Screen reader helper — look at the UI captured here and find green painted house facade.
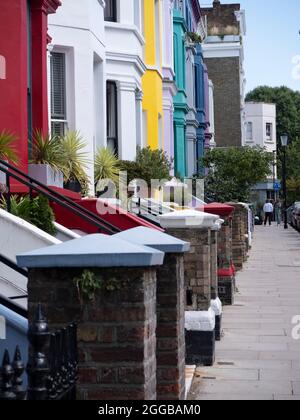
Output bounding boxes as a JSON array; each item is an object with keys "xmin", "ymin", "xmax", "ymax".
[{"xmin": 173, "ymin": 8, "xmax": 188, "ymax": 178}]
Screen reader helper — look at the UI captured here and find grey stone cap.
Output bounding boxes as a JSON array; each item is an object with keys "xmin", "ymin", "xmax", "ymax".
[
  {"xmin": 211, "ymin": 218, "xmax": 225, "ymax": 231},
  {"xmin": 17, "ymin": 234, "xmax": 165, "ymax": 269},
  {"xmin": 114, "ymin": 227, "xmax": 190, "ymax": 254},
  {"xmin": 159, "ymin": 209, "xmax": 219, "ymax": 229}
]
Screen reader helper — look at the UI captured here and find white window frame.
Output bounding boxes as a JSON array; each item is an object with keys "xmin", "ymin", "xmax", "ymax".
[
  {"xmin": 246, "ymin": 121, "xmax": 253, "ymax": 141},
  {"xmin": 50, "ymin": 51, "xmax": 67, "ymax": 137},
  {"xmin": 49, "ymin": 47, "xmax": 74, "ymax": 138},
  {"xmin": 266, "ymin": 123, "xmax": 273, "ymax": 141}
]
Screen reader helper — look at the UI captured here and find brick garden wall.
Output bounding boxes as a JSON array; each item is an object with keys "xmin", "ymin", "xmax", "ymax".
[
  {"xmin": 165, "ymin": 228, "xmax": 211, "ymax": 311},
  {"xmin": 28, "ymin": 267, "xmax": 157, "ymax": 400},
  {"xmin": 156, "ymin": 254, "xmax": 185, "ymax": 400}
]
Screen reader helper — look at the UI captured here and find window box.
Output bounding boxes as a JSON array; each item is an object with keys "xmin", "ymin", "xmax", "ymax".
[{"xmin": 28, "ymin": 164, "xmax": 64, "ymax": 188}]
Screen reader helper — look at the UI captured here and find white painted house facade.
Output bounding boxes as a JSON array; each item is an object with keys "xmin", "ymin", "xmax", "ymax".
[
  {"xmin": 48, "ymin": 0, "xmax": 145, "ymax": 187},
  {"xmin": 245, "ymin": 102, "xmax": 277, "ymax": 202}
]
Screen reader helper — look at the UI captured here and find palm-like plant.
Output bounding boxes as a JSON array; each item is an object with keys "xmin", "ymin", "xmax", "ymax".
[
  {"xmin": 60, "ymin": 131, "xmax": 90, "ymax": 191},
  {"xmin": 94, "ymin": 147, "xmax": 120, "ymax": 187},
  {"xmin": 0, "ymin": 130, "xmax": 19, "ymax": 164},
  {"xmin": 30, "ymin": 130, "xmax": 63, "ymax": 171}
]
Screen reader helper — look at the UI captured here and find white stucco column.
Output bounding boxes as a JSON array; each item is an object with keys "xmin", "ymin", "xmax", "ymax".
[
  {"xmin": 135, "ymin": 88, "xmax": 143, "ymax": 149},
  {"xmin": 118, "ymin": 0, "xmax": 135, "ymax": 25},
  {"xmin": 117, "ymin": 81, "xmax": 138, "ymax": 160},
  {"xmin": 74, "ymin": 46, "xmax": 95, "ymax": 189}
]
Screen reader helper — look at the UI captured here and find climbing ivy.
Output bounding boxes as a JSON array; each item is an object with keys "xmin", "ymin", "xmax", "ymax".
[{"xmin": 73, "ymin": 270, "xmax": 124, "ymax": 303}]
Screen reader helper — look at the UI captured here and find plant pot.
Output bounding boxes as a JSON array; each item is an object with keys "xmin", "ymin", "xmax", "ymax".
[
  {"xmin": 64, "ymin": 180, "xmax": 82, "ymax": 193},
  {"xmin": 28, "ymin": 164, "xmax": 64, "ymax": 188}
]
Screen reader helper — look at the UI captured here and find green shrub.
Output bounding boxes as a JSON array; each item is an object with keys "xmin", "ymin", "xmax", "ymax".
[
  {"xmin": 0, "ymin": 194, "xmax": 56, "ymax": 235},
  {"xmin": 119, "ymin": 147, "xmax": 172, "ymax": 186},
  {"xmin": 29, "ymin": 195, "xmax": 56, "ymax": 235}
]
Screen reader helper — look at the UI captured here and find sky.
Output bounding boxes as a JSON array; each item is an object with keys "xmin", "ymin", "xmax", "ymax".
[{"xmin": 203, "ymin": 0, "xmax": 300, "ymax": 93}]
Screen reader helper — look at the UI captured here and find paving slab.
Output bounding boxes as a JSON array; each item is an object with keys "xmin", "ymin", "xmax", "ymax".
[
  {"xmin": 292, "ymin": 382, "xmax": 300, "ymax": 395},
  {"xmin": 189, "ymin": 225, "xmax": 300, "ymax": 401},
  {"xmin": 190, "ymin": 393, "xmax": 274, "ymax": 401}
]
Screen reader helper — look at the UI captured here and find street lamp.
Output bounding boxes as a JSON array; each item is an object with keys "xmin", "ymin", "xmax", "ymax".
[{"xmin": 281, "ymin": 134, "xmax": 288, "ymax": 229}]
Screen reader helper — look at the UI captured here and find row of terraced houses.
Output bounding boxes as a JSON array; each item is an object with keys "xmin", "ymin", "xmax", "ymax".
[{"xmin": 0, "ymin": 0, "xmax": 246, "ymax": 185}]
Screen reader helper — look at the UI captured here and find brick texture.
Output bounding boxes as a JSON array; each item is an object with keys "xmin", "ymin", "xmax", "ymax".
[
  {"xmin": 202, "ymin": 2, "xmax": 241, "ymax": 37},
  {"xmin": 204, "ymin": 56, "xmax": 242, "ymax": 148},
  {"xmin": 218, "ymin": 218, "xmax": 233, "ymax": 269},
  {"xmin": 165, "ymin": 228, "xmax": 211, "ymax": 311},
  {"xmin": 28, "ymin": 267, "xmax": 157, "ymax": 401},
  {"xmin": 227, "ymin": 204, "xmax": 249, "ymax": 271},
  {"xmin": 210, "ymin": 230, "xmax": 218, "ymax": 299},
  {"xmin": 156, "ymin": 253, "xmax": 185, "ymax": 400}
]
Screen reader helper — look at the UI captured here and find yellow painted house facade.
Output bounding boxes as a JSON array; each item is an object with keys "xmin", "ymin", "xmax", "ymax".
[{"xmin": 142, "ymin": 0, "xmax": 164, "ymax": 150}]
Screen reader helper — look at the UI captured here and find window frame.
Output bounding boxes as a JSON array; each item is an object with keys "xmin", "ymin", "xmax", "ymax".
[
  {"xmin": 266, "ymin": 123, "xmax": 273, "ymax": 141},
  {"xmin": 50, "ymin": 51, "xmax": 68, "ymax": 137},
  {"xmin": 106, "ymin": 81, "xmax": 119, "ymax": 156},
  {"xmin": 104, "ymin": 0, "xmax": 117, "ymax": 23},
  {"xmin": 246, "ymin": 121, "xmax": 253, "ymax": 141}
]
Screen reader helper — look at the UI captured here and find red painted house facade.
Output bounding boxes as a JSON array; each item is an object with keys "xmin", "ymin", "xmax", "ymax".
[
  {"xmin": 0, "ymin": 0, "xmax": 161, "ymax": 233},
  {"xmin": 0, "ymin": 0, "xmax": 61, "ymax": 173}
]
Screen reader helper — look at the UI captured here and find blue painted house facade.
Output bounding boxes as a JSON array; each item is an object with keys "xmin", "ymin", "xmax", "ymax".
[{"xmin": 173, "ymin": 0, "xmax": 207, "ymax": 178}]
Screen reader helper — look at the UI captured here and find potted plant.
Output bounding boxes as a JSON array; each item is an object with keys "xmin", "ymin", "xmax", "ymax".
[
  {"xmin": 187, "ymin": 31, "xmax": 203, "ymax": 44},
  {"xmin": 59, "ymin": 131, "xmax": 90, "ymax": 196},
  {"xmin": 94, "ymin": 147, "xmax": 120, "ymax": 196},
  {"xmin": 0, "ymin": 130, "xmax": 19, "ymax": 185},
  {"xmin": 28, "ymin": 130, "xmax": 64, "ymax": 188}
]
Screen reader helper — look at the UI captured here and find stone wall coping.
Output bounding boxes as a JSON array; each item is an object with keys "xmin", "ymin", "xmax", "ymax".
[
  {"xmin": 114, "ymin": 226, "xmax": 190, "ymax": 253},
  {"xmin": 211, "ymin": 219, "xmax": 225, "ymax": 231},
  {"xmin": 210, "ymin": 298, "xmax": 223, "ymax": 316},
  {"xmin": 202, "ymin": 202, "xmax": 235, "ymax": 218},
  {"xmin": 159, "ymin": 210, "xmax": 219, "ymax": 229},
  {"xmin": 185, "ymin": 308, "xmax": 216, "ymax": 332},
  {"xmin": 16, "ymin": 234, "xmax": 165, "ymax": 268},
  {"xmin": 227, "ymin": 202, "xmax": 250, "ymax": 210}
]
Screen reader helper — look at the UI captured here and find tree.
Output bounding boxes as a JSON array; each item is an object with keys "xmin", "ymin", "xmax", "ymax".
[
  {"xmin": 246, "ymin": 86, "xmax": 300, "ymax": 145},
  {"xmin": 281, "ymin": 137, "xmax": 300, "ymax": 180},
  {"xmin": 277, "ymin": 138, "xmax": 300, "ymax": 203},
  {"xmin": 202, "ymin": 146, "xmax": 273, "ymax": 203},
  {"xmin": 119, "ymin": 147, "xmax": 173, "ymax": 186},
  {"xmin": 286, "ymin": 177, "xmax": 300, "ymax": 204}
]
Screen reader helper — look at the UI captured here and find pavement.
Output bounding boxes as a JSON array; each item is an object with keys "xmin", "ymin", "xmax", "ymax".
[{"xmin": 188, "ymin": 224, "xmax": 300, "ymax": 400}]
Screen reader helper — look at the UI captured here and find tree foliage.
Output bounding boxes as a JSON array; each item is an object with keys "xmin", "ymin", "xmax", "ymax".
[
  {"xmin": 246, "ymin": 86, "xmax": 300, "ymax": 145},
  {"xmin": 119, "ymin": 147, "xmax": 172, "ymax": 186},
  {"xmin": 202, "ymin": 146, "xmax": 273, "ymax": 203},
  {"xmin": 277, "ymin": 138, "xmax": 300, "ymax": 203},
  {"xmin": 286, "ymin": 177, "xmax": 300, "ymax": 204}
]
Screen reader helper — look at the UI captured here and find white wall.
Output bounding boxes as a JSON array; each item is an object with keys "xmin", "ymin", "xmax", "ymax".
[
  {"xmin": 245, "ymin": 102, "xmax": 277, "ymax": 178},
  {"xmin": 48, "ymin": 0, "xmax": 107, "ymax": 190},
  {"xmin": 245, "ymin": 103, "xmax": 277, "ymax": 149},
  {"xmin": 0, "ymin": 210, "xmax": 61, "ymax": 307},
  {"xmin": 105, "ymin": 0, "xmax": 145, "ymax": 161},
  {"xmin": 208, "ymin": 79, "xmax": 216, "ymax": 148},
  {"xmin": 49, "ymin": 0, "xmax": 146, "ymax": 186}
]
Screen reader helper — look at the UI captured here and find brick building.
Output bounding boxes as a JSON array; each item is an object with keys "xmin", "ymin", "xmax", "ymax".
[{"xmin": 201, "ymin": 0, "xmax": 246, "ymax": 147}]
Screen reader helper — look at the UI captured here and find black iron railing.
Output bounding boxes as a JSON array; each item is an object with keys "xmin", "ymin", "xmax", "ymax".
[
  {"xmin": 0, "ymin": 254, "xmax": 28, "ymax": 278},
  {"xmin": 0, "ymin": 253, "xmax": 28, "ymax": 318},
  {"xmin": 0, "ymin": 304, "xmax": 78, "ymax": 400},
  {"xmin": 0, "ymin": 159, "xmax": 120, "ymax": 235},
  {"xmin": 0, "ymin": 294, "xmax": 28, "ymax": 319}
]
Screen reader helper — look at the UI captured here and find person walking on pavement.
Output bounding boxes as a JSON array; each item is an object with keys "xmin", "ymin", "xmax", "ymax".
[{"xmin": 263, "ymin": 200, "xmax": 274, "ymax": 226}]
